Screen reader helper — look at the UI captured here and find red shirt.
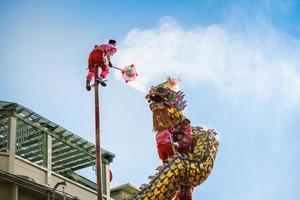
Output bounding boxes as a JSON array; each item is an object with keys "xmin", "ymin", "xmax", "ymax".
[
  {"xmin": 94, "ymin": 44, "xmax": 117, "ymax": 56},
  {"xmin": 156, "ymin": 129, "xmax": 175, "ymax": 145}
]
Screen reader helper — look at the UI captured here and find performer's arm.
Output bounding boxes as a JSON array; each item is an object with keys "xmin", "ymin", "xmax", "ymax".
[{"xmin": 107, "ymin": 54, "xmax": 113, "ymax": 67}]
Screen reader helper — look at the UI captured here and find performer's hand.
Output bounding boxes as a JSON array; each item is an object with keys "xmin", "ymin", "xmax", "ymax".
[
  {"xmin": 173, "ymin": 142, "xmax": 179, "ymax": 148},
  {"xmin": 109, "ymin": 62, "xmax": 113, "ymax": 68}
]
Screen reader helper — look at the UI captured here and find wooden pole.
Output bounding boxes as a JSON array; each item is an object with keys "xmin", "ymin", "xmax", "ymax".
[{"xmin": 94, "ymin": 65, "xmax": 103, "ymax": 200}]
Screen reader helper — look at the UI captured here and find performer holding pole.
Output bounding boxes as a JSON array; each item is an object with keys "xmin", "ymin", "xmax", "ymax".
[
  {"xmin": 85, "ymin": 38, "xmax": 137, "ymax": 200},
  {"xmin": 87, "ymin": 39, "xmax": 117, "ymax": 199}
]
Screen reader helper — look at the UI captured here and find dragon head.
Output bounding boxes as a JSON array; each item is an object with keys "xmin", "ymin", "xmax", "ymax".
[
  {"xmin": 146, "ymin": 77, "xmax": 187, "ymax": 111},
  {"xmin": 146, "ymin": 77, "xmax": 188, "ymax": 131}
]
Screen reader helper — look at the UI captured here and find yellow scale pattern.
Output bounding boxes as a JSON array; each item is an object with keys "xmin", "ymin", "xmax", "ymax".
[{"xmin": 129, "ymin": 127, "xmax": 219, "ymax": 200}]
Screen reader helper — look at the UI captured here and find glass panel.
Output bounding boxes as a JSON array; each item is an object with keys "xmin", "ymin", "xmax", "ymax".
[
  {"xmin": 0, "ymin": 115, "xmax": 9, "ymax": 152},
  {"xmin": 15, "ymin": 119, "xmax": 47, "ymax": 167},
  {"xmin": 102, "ymin": 163, "xmax": 107, "ymax": 194}
]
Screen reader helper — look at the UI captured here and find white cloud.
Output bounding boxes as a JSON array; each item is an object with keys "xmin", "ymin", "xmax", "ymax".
[{"xmin": 114, "ymin": 17, "xmax": 300, "ymax": 107}]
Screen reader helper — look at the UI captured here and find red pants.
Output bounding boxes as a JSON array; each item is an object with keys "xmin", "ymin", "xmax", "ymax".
[
  {"xmin": 86, "ymin": 50, "xmax": 109, "ymax": 80},
  {"xmin": 157, "ymin": 143, "xmax": 175, "ymax": 163},
  {"xmin": 173, "ymin": 185, "xmax": 193, "ymax": 200}
]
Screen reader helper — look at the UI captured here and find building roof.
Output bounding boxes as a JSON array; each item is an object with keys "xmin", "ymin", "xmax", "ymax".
[
  {"xmin": 111, "ymin": 183, "xmax": 140, "ymax": 195},
  {"xmin": 0, "ymin": 101, "xmax": 115, "ymax": 173}
]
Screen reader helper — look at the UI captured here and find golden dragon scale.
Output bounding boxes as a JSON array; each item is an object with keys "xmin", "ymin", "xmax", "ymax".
[{"xmin": 129, "ymin": 127, "xmax": 219, "ymax": 200}]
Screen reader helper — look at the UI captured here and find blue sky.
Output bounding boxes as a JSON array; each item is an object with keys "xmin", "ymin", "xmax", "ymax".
[{"xmin": 1, "ymin": 0, "xmax": 300, "ymax": 199}]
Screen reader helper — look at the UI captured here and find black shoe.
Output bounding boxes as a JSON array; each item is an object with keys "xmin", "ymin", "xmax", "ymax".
[
  {"xmin": 96, "ymin": 78, "xmax": 107, "ymax": 87},
  {"xmin": 86, "ymin": 80, "xmax": 91, "ymax": 91}
]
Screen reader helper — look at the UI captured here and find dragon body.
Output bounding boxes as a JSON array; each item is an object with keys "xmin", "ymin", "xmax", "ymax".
[
  {"xmin": 131, "ymin": 127, "xmax": 218, "ymax": 200},
  {"xmin": 130, "ymin": 77, "xmax": 219, "ymax": 200}
]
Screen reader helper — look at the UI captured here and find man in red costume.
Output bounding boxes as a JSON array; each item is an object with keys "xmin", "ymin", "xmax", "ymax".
[
  {"xmin": 173, "ymin": 119, "xmax": 193, "ymax": 154},
  {"xmin": 156, "ymin": 118, "xmax": 192, "ymax": 164},
  {"xmin": 156, "ymin": 128, "xmax": 176, "ymax": 164},
  {"xmin": 86, "ymin": 39, "xmax": 117, "ymax": 90}
]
